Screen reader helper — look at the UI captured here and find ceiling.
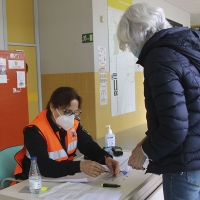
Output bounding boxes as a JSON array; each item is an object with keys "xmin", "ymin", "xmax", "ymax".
[{"xmin": 165, "ymin": 0, "xmax": 200, "ymax": 26}]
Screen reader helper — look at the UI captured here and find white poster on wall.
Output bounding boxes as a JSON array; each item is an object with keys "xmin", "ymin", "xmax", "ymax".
[
  {"xmin": 0, "ymin": 58, "xmax": 7, "ymax": 83},
  {"xmin": 8, "ymin": 60, "xmax": 24, "ymax": 69},
  {"xmin": 108, "ymin": 7, "xmax": 138, "ymax": 116},
  {"xmin": 98, "ymin": 46, "xmax": 108, "ymax": 105},
  {"xmin": 16, "ymin": 71, "xmax": 25, "ymax": 88}
]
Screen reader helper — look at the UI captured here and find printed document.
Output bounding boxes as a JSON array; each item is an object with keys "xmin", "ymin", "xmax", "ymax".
[{"xmin": 39, "ymin": 182, "xmax": 122, "ymax": 200}]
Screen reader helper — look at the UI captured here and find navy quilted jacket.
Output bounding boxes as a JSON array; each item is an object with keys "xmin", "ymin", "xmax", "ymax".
[{"xmin": 137, "ymin": 27, "xmax": 200, "ymax": 174}]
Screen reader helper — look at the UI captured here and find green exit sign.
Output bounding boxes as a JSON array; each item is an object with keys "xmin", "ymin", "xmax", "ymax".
[{"xmin": 82, "ymin": 33, "xmax": 93, "ymax": 43}]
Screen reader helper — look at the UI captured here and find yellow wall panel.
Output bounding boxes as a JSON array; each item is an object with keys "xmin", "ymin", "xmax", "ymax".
[
  {"xmin": 108, "ymin": 0, "xmax": 132, "ymax": 10},
  {"xmin": 41, "ymin": 72, "xmax": 97, "ymax": 139},
  {"xmin": 41, "ymin": 71, "xmax": 146, "ymax": 140},
  {"xmin": 28, "ymin": 102, "xmax": 39, "ymax": 122},
  {"xmin": 95, "ymin": 72, "xmax": 146, "ymax": 139},
  {"xmin": 28, "ymin": 92, "xmax": 38, "ymax": 102},
  {"xmin": 6, "ymin": 0, "xmax": 35, "ymax": 44}
]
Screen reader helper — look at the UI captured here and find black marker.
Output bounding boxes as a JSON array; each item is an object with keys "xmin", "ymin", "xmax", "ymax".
[{"xmin": 101, "ymin": 183, "xmax": 121, "ymax": 188}]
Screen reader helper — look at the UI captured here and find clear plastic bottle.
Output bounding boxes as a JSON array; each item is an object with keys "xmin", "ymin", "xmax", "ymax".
[{"xmin": 29, "ymin": 156, "xmax": 42, "ymax": 194}]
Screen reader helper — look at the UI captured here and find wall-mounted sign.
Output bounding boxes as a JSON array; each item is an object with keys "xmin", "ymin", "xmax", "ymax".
[{"xmin": 82, "ymin": 33, "xmax": 93, "ymax": 43}]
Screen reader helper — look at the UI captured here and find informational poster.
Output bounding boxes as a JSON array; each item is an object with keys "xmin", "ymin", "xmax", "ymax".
[
  {"xmin": 17, "ymin": 71, "xmax": 26, "ymax": 88},
  {"xmin": 99, "ymin": 67, "xmax": 108, "ymax": 105},
  {"xmin": 108, "ymin": 6, "xmax": 137, "ymax": 116},
  {"xmin": 8, "ymin": 59, "xmax": 24, "ymax": 69},
  {"xmin": 98, "ymin": 46, "xmax": 106, "ymax": 67},
  {"xmin": 98, "ymin": 46, "xmax": 108, "ymax": 105},
  {"xmin": 0, "ymin": 58, "xmax": 7, "ymax": 83}
]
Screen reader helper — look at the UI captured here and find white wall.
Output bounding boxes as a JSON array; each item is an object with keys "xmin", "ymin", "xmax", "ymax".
[
  {"xmin": 38, "ymin": 0, "xmax": 94, "ymax": 74},
  {"xmin": 92, "ymin": 0, "xmax": 109, "ymax": 72},
  {"xmin": 134, "ymin": 0, "xmax": 190, "ymax": 27},
  {"xmin": 38, "ymin": 0, "xmax": 190, "ymax": 75},
  {"xmin": 91, "ymin": 0, "xmax": 190, "ymax": 73}
]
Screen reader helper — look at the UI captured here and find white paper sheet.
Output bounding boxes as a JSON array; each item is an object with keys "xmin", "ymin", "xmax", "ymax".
[
  {"xmin": 16, "ymin": 71, "xmax": 25, "ymax": 88},
  {"xmin": 42, "ymin": 172, "xmax": 97, "ymax": 183},
  {"xmin": 39, "ymin": 182, "xmax": 122, "ymax": 200},
  {"xmin": 103, "ymin": 155, "xmax": 132, "ymax": 174}
]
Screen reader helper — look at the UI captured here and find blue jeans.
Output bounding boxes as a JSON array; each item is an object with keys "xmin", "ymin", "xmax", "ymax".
[{"xmin": 163, "ymin": 170, "xmax": 200, "ymax": 200}]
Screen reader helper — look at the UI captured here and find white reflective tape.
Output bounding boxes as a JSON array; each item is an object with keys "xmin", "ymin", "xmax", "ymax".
[
  {"xmin": 48, "ymin": 149, "xmax": 68, "ymax": 160},
  {"xmin": 67, "ymin": 141, "xmax": 77, "ymax": 152}
]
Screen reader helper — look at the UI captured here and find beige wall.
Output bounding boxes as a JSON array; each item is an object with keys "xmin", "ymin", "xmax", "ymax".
[
  {"xmin": 39, "ymin": 0, "xmax": 190, "ymax": 139},
  {"xmin": 0, "ymin": 0, "xmax": 191, "ymax": 139},
  {"xmin": 38, "ymin": 0, "xmax": 94, "ymax": 74}
]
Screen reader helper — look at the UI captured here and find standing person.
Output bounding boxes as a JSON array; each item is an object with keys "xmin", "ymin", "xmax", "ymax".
[
  {"xmin": 117, "ymin": 2, "xmax": 200, "ymax": 200},
  {"xmin": 14, "ymin": 87, "xmax": 119, "ymax": 179}
]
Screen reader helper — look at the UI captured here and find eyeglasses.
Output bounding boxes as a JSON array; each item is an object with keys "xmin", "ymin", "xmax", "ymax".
[{"xmin": 58, "ymin": 106, "xmax": 81, "ymax": 116}]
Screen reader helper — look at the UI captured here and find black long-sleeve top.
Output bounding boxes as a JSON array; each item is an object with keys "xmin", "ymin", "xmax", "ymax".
[{"xmin": 21, "ymin": 110, "xmax": 111, "ymax": 178}]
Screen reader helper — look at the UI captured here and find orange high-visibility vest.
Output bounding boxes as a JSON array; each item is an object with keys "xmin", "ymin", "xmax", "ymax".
[{"xmin": 14, "ymin": 110, "xmax": 79, "ymax": 176}]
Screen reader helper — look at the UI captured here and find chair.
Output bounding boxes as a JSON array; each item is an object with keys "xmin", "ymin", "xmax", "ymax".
[{"xmin": 0, "ymin": 146, "xmax": 23, "ymax": 190}]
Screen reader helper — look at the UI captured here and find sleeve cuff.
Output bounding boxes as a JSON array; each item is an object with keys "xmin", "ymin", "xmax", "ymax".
[{"xmin": 141, "ymin": 146, "xmax": 152, "ymax": 161}]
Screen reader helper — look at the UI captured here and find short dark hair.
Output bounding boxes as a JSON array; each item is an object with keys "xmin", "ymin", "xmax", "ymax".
[{"xmin": 46, "ymin": 87, "xmax": 82, "ymax": 110}]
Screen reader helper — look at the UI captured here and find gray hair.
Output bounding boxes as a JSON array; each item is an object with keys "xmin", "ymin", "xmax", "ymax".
[{"xmin": 117, "ymin": 2, "xmax": 172, "ymax": 52}]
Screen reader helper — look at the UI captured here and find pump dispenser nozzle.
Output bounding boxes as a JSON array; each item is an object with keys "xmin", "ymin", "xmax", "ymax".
[{"xmin": 106, "ymin": 125, "xmax": 112, "ymax": 134}]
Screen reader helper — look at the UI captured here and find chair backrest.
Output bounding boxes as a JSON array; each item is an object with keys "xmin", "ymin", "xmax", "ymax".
[{"xmin": 0, "ymin": 146, "xmax": 22, "ymax": 188}]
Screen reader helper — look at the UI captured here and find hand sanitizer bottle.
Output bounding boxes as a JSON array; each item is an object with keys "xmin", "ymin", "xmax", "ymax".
[{"xmin": 105, "ymin": 125, "xmax": 115, "ymax": 149}]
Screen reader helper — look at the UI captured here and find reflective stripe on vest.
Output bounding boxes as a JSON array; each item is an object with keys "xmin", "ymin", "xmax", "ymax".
[
  {"xmin": 48, "ymin": 149, "xmax": 68, "ymax": 160},
  {"xmin": 26, "ymin": 149, "xmax": 69, "ymax": 160},
  {"xmin": 68, "ymin": 141, "xmax": 78, "ymax": 152}
]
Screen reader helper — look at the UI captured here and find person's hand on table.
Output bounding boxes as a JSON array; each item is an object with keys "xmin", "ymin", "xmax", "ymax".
[
  {"xmin": 80, "ymin": 161, "xmax": 105, "ymax": 177},
  {"xmin": 105, "ymin": 157, "xmax": 120, "ymax": 176},
  {"xmin": 128, "ymin": 145, "xmax": 147, "ymax": 170}
]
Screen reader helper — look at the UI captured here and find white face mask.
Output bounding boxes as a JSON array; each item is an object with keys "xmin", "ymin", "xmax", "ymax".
[{"xmin": 55, "ymin": 109, "xmax": 74, "ymax": 131}]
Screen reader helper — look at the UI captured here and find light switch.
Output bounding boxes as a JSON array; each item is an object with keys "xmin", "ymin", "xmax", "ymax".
[{"xmin": 100, "ymin": 15, "xmax": 104, "ymax": 23}]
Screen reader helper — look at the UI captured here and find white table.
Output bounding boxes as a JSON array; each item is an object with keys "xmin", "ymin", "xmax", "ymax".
[{"xmin": 0, "ymin": 151, "xmax": 162, "ymax": 200}]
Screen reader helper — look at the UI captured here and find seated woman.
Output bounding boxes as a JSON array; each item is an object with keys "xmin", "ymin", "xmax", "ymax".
[{"xmin": 14, "ymin": 87, "xmax": 119, "ymax": 179}]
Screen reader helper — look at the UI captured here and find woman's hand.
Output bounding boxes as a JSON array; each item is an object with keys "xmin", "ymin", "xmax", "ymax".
[
  {"xmin": 128, "ymin": 136, "xmax": 147, "ymax": 170},
  {"xmin": 80, "ymin": 161, "xmax": 105, "ymax": 177},
  {"xmin": 105, "ymin": 157, "xmax": 120, "ymax": 176},
  {"xmin": 128, "ymin": 146, "xmax": 146, "ymax": 170}
]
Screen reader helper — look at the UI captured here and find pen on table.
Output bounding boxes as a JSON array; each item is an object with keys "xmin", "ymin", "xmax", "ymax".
[{"xmin": 101, "ymin": 183, "xmax": 121, "ymax": 188}]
